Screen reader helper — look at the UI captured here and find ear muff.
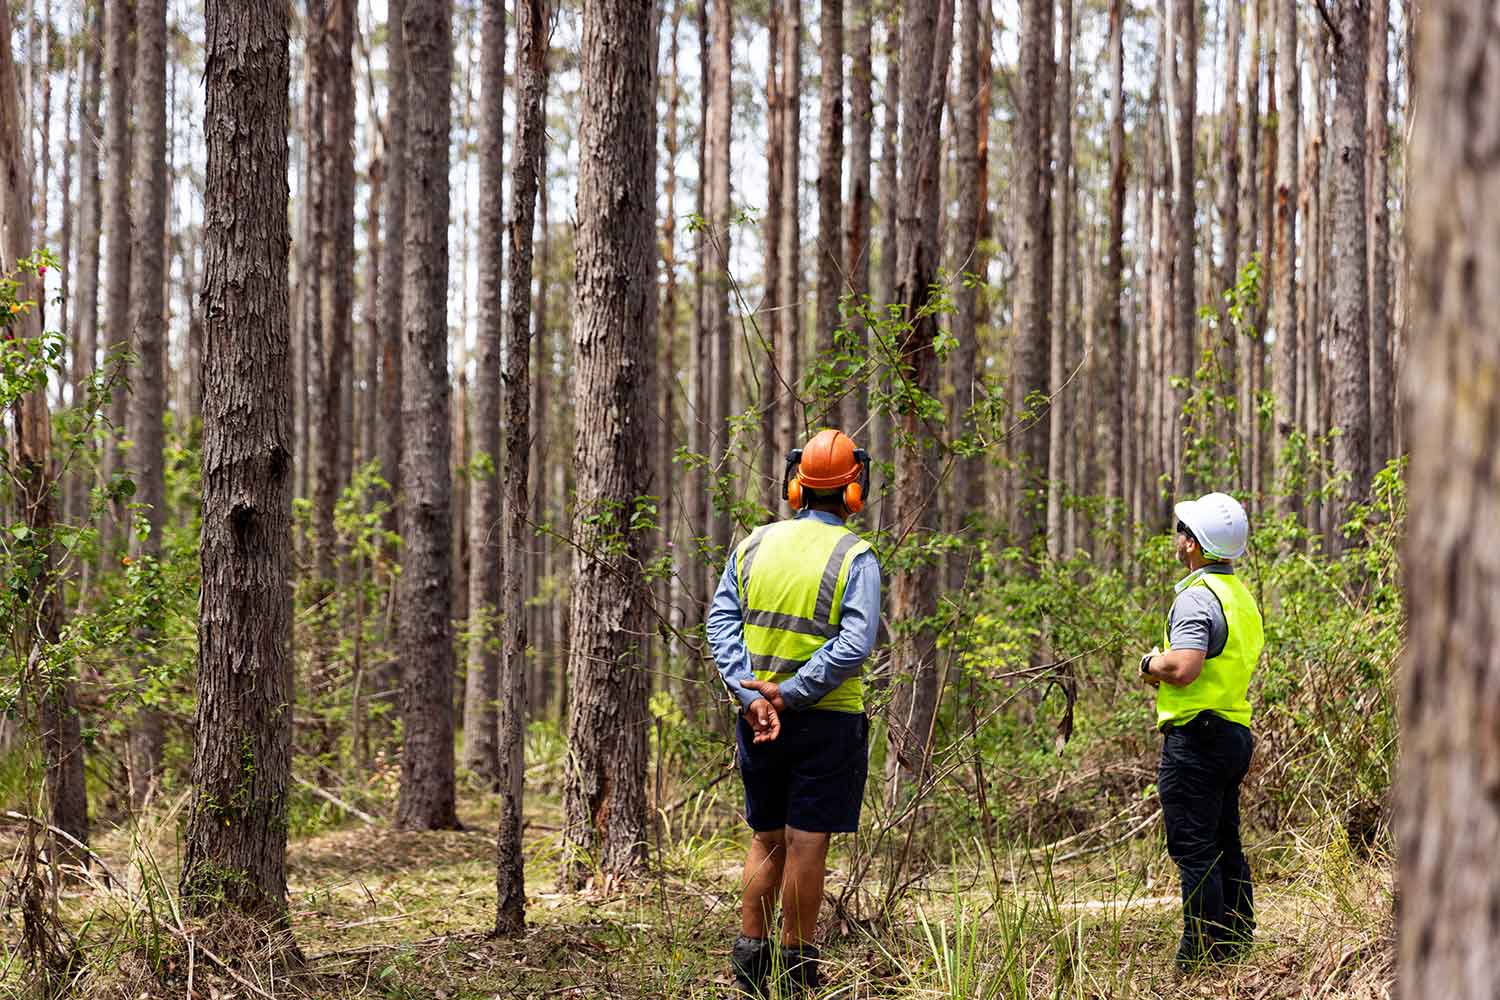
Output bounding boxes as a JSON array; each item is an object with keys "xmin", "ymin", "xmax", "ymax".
[
  {"xmin": 843, "ymin": 481, "xmax": 864, "ymax": 514},
  {"xmin": 787, "ymin": 476, "xmax": 805, "ymax": 510}
]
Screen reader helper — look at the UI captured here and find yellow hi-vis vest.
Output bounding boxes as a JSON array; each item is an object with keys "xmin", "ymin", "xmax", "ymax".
[
  {"xmin": 1157, "ymin": 569, "xmax": 1264, "ymax": 730},
  {"xmin": 734, "ymin": 516, "xmax": 872, "ymax": 714}
]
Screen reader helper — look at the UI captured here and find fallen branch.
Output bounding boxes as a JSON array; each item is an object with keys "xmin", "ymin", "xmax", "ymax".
[{"xmin": 293, "ymin": 776, "xmax": 379, "ymax": 826}]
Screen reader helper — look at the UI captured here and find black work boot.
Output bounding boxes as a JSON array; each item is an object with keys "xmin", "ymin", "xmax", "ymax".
[
  {"xmin": 776, "ymin": 943, "xmax": 821, "ymax": 996},
  {"xmin": 731, "ymin": 935, "xmax": 772, "ymax": 998}
]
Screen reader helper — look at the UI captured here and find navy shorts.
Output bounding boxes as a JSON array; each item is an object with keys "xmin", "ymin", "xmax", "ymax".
[{"xmin": 737, "ymin": 709, "xmax": 870, "ymax": 834}]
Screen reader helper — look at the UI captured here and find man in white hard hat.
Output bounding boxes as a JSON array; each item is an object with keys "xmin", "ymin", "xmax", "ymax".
[{"xmin": 1138, "ymin": 491, "xmax": 1266, "ymax": 969}]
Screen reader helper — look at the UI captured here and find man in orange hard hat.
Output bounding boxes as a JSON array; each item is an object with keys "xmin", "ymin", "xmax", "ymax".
[{"xmin": 707, "ymin": 429, "xmax": 882, "ymax": 997}]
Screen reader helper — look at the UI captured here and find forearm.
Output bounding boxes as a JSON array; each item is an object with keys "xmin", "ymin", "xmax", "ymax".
[{"xmin": 1145, "ymin": 648, "xmax": 1204, "ymax": 686}]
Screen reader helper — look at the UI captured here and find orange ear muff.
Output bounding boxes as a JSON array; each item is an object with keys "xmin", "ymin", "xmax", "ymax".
[
  {"xmin": 787, "ymin": 476, "xmax": 805, "ymax": 510},
  {"xmin": 843, "ymin": 481, "xmax": 864, "ymax": 514}
]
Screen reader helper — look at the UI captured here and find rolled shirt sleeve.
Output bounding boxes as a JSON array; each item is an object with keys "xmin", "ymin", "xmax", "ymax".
[
  {"xmin": 706, "ymin": 553, "xmax": 762, "ymax": 711},
  {"xmin": 777, "ymin": 550, "xmax": 882, "ymax": 710}
]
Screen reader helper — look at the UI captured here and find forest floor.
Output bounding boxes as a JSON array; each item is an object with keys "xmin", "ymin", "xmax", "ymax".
[{"xmin": 2, "ymin": 780, "xmax": 1394, "ymax": 1000}]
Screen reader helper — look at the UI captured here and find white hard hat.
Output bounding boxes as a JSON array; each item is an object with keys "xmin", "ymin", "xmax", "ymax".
[{"xmin": 1174, "ymin": 492, "xmax": 1249, "ymax": 561}]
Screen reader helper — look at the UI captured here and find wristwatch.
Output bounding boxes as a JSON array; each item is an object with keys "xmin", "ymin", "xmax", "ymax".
[{"xmin": 1139, "ymin": 653, "xmax": 1154, "ymax": 677}]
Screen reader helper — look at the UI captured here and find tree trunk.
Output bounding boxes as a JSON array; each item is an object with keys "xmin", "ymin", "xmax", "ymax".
[
  {"xmin": 124, "ymin": 0, "xmax": 167, "ymax": 812},
  {"xmin": 315, "ymin": 0, "xmax": 356, "ymax": 586},
  {"xmin": 1217, "ymin": 0, "xmax": 1243, "ymax": 401},
  {"xmin": 1165, "ymin": 0, "xmax": 1196, "ymax": 490},
  {"xmin": 1100, "ymin": 0, "xmax": 1126, "ymax": 563},
  {"xmin": 778, "ymin": 0, "xmax": 803, "ymax": 451},
  {"xmin": 396, "ymin": 0, "xmax": 460, "ymax": 832},
  {"xmin": 463, "ymin": 0, "xmax": 505, "ymax": 787},
  {"xmin": 99, "ymin": 0, "xmax": 132, "ymax": 568},
  {"xmin": 1271, "ymin": 0, "xmax": 1298, "ymax": 513},
  {"xmin": 561, "ymin": 0, "xmax": 656, "ymax": 884},
  {"xmin": 883, "ymin": 0, "xmax": 952, "ymax": 806},
  {"xmin": 1328, "ymin": 0, "xmax": 1369, "ymax": 548},
  {"xmin": 1239, "ymin": 0, "xmax": 1263, "ymax": 495},
  {"xmin": 73, "ymin": 0, "xmax": 103, "ymax": 551},
  {"xmin": 1046, "ymin": 0, "xmax": 1074, "ymax": 560},
  {"xmin": 688, "ymin": 0, "xmax": 710, "ymax": 602},
  {"xmin": 946, "ymin": 0, "xmax": 979, "ymax": 590},
  {"xmin": 761, "ymin": 0, "xmax": 782, "ymax": 512},
  {"xmin": 380, "ymin": 0, "xmax": 406, "ymax": 532},
  {"xmin": 871, "ymin": 0, "xmax": 898, "ymax": 514},
  {"xmin": 1013, "ymin": 0, "xmax": 1052, "ymax": 553},
  {"xmin": 1365, "ymin": 0, "xmax": 1391, "ymax": 471},
  {"xmin": 1398, "ymin": 9, "xmax": 1500, "ymax": 996},
  {"xmin": 0, "ymin": 2, "xmax": 90, "ymax": 862},
  {"xmin": 496, "ymin": 0, "xmax": 545, "ymax": 935},
  {"xmin": 181, "ymin": 0, "xmax": 293, "ymax": 922},
  {"xmin": 815, "ymin": 0, "xmax": 844, "ymax": 375},
  {"xmin": 844, "ymin": 0, "xmax": 872, "ymax": 434},
  {"xmin": 707, "ymin": 0, "xmax": 732, "ymax": 559}
]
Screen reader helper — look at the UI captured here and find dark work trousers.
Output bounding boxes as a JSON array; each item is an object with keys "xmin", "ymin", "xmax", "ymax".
[{"xmin": 1157, "ymin": 712, "xmax": 1255, "ymax": 964}]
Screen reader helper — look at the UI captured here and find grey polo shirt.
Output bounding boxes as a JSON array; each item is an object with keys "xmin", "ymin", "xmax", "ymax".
[{"xmin": 1166, "ymin": 565, "xmax": 1233, "ymax": 658}]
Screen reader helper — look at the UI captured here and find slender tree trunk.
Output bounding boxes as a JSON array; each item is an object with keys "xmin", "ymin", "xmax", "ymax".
[
  {"xmin": 883, "ymin": 0, "xmax": 952, "ymax": 806},
  {"xmin": 815, "ymin": 0, "xmax": 844, "ymax": 376},
  {"xmin": 1365, "ymin": 0, "xmax": 1391, "ymax": 471},
  {"xmin": 73, "ymin": 0, "xmax": 103, "ymax": 551},
  {"xmin": 1217, "ymin": 0, "xmax": 1242, "ymax": 413},
  {"xmin": 99, "ymin": 0, "xmax": 133, "ymax": 568},
  {"xmin": 316, "ymin": 0, "xmax": 356, "ymax": 585},
  {"xmin": 496, "ymin": 0, "xmax": 546, "ymax": 933},
  {"xmin": 124, "ymin": 0, "xmax": 167, "ymax": 812},
  {"xmin": 845, "ymin": 0, "xmax": 873, "ymax": 434},
  {"xmin": 181, "ymin": 0, "xmax": 293, "ymax": 922},
  {"xmin": 688, "ymin": 0, "xmax": 710, "ymax": 603},
  {"xmin": 946, "ymin": 0, "xmax": 979, "ymax": 590},
  {"xmin": 707, "ymin": 0, "xmax": 732, "ymax": 559},
  {"xmin": 0, "ymin": 2, "xmax": 90, "ymax": 861},
  {"xmin": 871, "ymin": 0, "xmax": 899, "ymax": 515},
  {"xmin": 463, "ymin": 0, "xmax": 505, "ymax": 786},
  {"xmin": 1399, "ymin": 10, "xmax": 1500, "ymax": 996},
  {"xmin": 1239, "ymin": 0, "xmax": 1262, "ymax": 495},
  {"xmin": 1046, "ymin": 0, "xmax": 1074, "ymax": 560},
  {"xmin": 778, "ymin": 0, "xmax": 803, "ymax": 450},
  {"xmin": 760, "ymin": 0, "xmax": 783, "ymax": 512},
  {"xmin": 529, "ymin": 117, "xmax": 552, "ymax": 718},
  {"xmin": 1328, "ymin": 0, "xmax": 1370, "ymax": 548},
  {"xmin": 396, "ymin": 0, "xmax": 460, "ymax": 832},
  {"xmin": 1103, "ymin": 0, "xmax": 1126, "ymax": 563},
  {"xmin": 561, "ymin": 0, "xmax": 657, "ymax": 883},
  {"xmin": 1166, "ymin": 0, "xmax": 1196, "ymax": 490},
  {"xmin": 1271, "ymin": 0, "xmax": 1298, "ymax": 511},
  {"xmin": 1013, "ymin": 0, "xmax": 1052, "ymax": 553},
  {"xmin": 379, "ymin": 0, "xmax": 406, "ymax": 529}
]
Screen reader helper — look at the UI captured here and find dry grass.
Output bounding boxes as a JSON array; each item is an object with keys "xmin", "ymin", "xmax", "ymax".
[{"xmin": 0, "ymin": 786, "xmax": 1393, "ymax": 1000}]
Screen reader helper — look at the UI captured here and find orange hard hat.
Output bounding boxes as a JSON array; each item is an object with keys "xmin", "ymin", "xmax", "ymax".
[{"xmin": 796, "ymin": 429, "xmax": 863, "ymax": 489}]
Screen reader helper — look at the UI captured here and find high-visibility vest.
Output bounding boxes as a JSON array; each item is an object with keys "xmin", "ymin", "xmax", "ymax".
[
  {"xmin": 734, "ymin": 517, "xmax": 873, "ymax": 714},
  {"xmin": 1157, "ymin": 569, "xmax": 1264, "ymax": 729}
]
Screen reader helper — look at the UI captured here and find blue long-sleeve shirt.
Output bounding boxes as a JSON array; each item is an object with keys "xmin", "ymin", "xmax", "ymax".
[{"xmin": 706, "ymin": 510, "xmax": 882, "ymax": 711}]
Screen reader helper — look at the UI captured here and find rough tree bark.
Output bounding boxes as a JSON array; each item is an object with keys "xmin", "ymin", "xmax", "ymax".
[
  {"xmin": 1398, "ymin": 7, "xmax": 1500, "ymax": 997},
  {"xmin": 1102, "ymin": 0, "xmax": 1126, "ymax": 564},
  {"xmin": 706, "ymin": 0, "xmax": 732, "ymax": 561},
  {"xmin": 1013, "ymin": 0, "xmax": 1052, "ymax": 552},
  {"xmin": 1165, "ymin": 0, "xmax": 1196, "ymax": 489},
  {"xmin": 844, "ymin": 0, "xmax": 872, "ymax": 434},
  {"xmin": 871, "ymin": 0, "xmax": 898, "ymax": 518},
  {"xmin": 496, "ymin": 0, "xmax": 546, "ymax": 935},
  {"xmin": 1271, "ymin": 0, "xmax": 1298, "ymax": 512},
  {"xmin": 1046, "ymin": 0, "xmax": 1074, "ymax": 560},
  {"xmin": 462, "ymin": 0, "xmax": 505, "ymax": 787},
  {"xmin": 181, "ymin": 0, "xmax": 293, "ymax": 922},
  {"xmin": 1327, "ymin": 0, "xmax": 1370, "ymax": 548},
  {"xmin": 125, "ymin": 0, "xmax": 167, "ymax": 812},
  {"xmin": 946, "ymin": 0, "xmax": 980, "ymax": 590},
  {"xmin": 815, "ymin": 0, "xmax": 844, "ymax": 375},
  {"xmin": 1365, "ymin": 0, "xmax": 1391, "ymax": 470},
  {"xmin": 883, "ymin": 0, "xmax": 952, "ymax": 806},
  {"xmin": 315, "ymin": 0, "xmax": 356, "ymax": 583},
  {"xmin": 0, "ymin": 0, "xmax": 89, "ymax": 861},
  {"xmin": 761, "ymin": 0, "xmax": 782, "ymax": 511},
  {"xmin": 98, "ymin": 0, "xmax": 132, "ymax": 567},
  {"xmin": 395, "ymin": 0, "xmax": 460, "ymax": 832},
  {"xmin": 561, "ymin": 0, "xmax": 657, "ymax": 884},
  {"xmin": 379, "ymin": 0, "xmax": 406, "ymax": 534},
  {"xmin": 73, "ymin": 0, "xmax": 103, "ymax": 544},
  {"xmin": 778, "ymin": 0, "xmax": 803, "ymax": 451}
]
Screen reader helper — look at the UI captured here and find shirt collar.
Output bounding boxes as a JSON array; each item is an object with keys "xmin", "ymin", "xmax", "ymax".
[
  {"xmin": 1173, "ymin": 563, "xmax": 1233, "ymax": 594},
  {"xmin": 796, "ymin": 509, "xmax": 845, "ymax": 527}
]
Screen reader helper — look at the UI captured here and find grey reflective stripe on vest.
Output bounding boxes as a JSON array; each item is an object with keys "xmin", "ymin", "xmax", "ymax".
[
  {"xmin": 749, "ymin": 651, "xmax": 814, "ymax": 674},
  {"xmin": 813, "ymin": 533, "xmax": 863, "ymax": 623},
  {"xmin": 738, "ymin": 528, "xmax": 769, "ymax": 593},
  {"xmin": 743, "ymin": 608, "xmax": 840, "ymax": 638}
]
